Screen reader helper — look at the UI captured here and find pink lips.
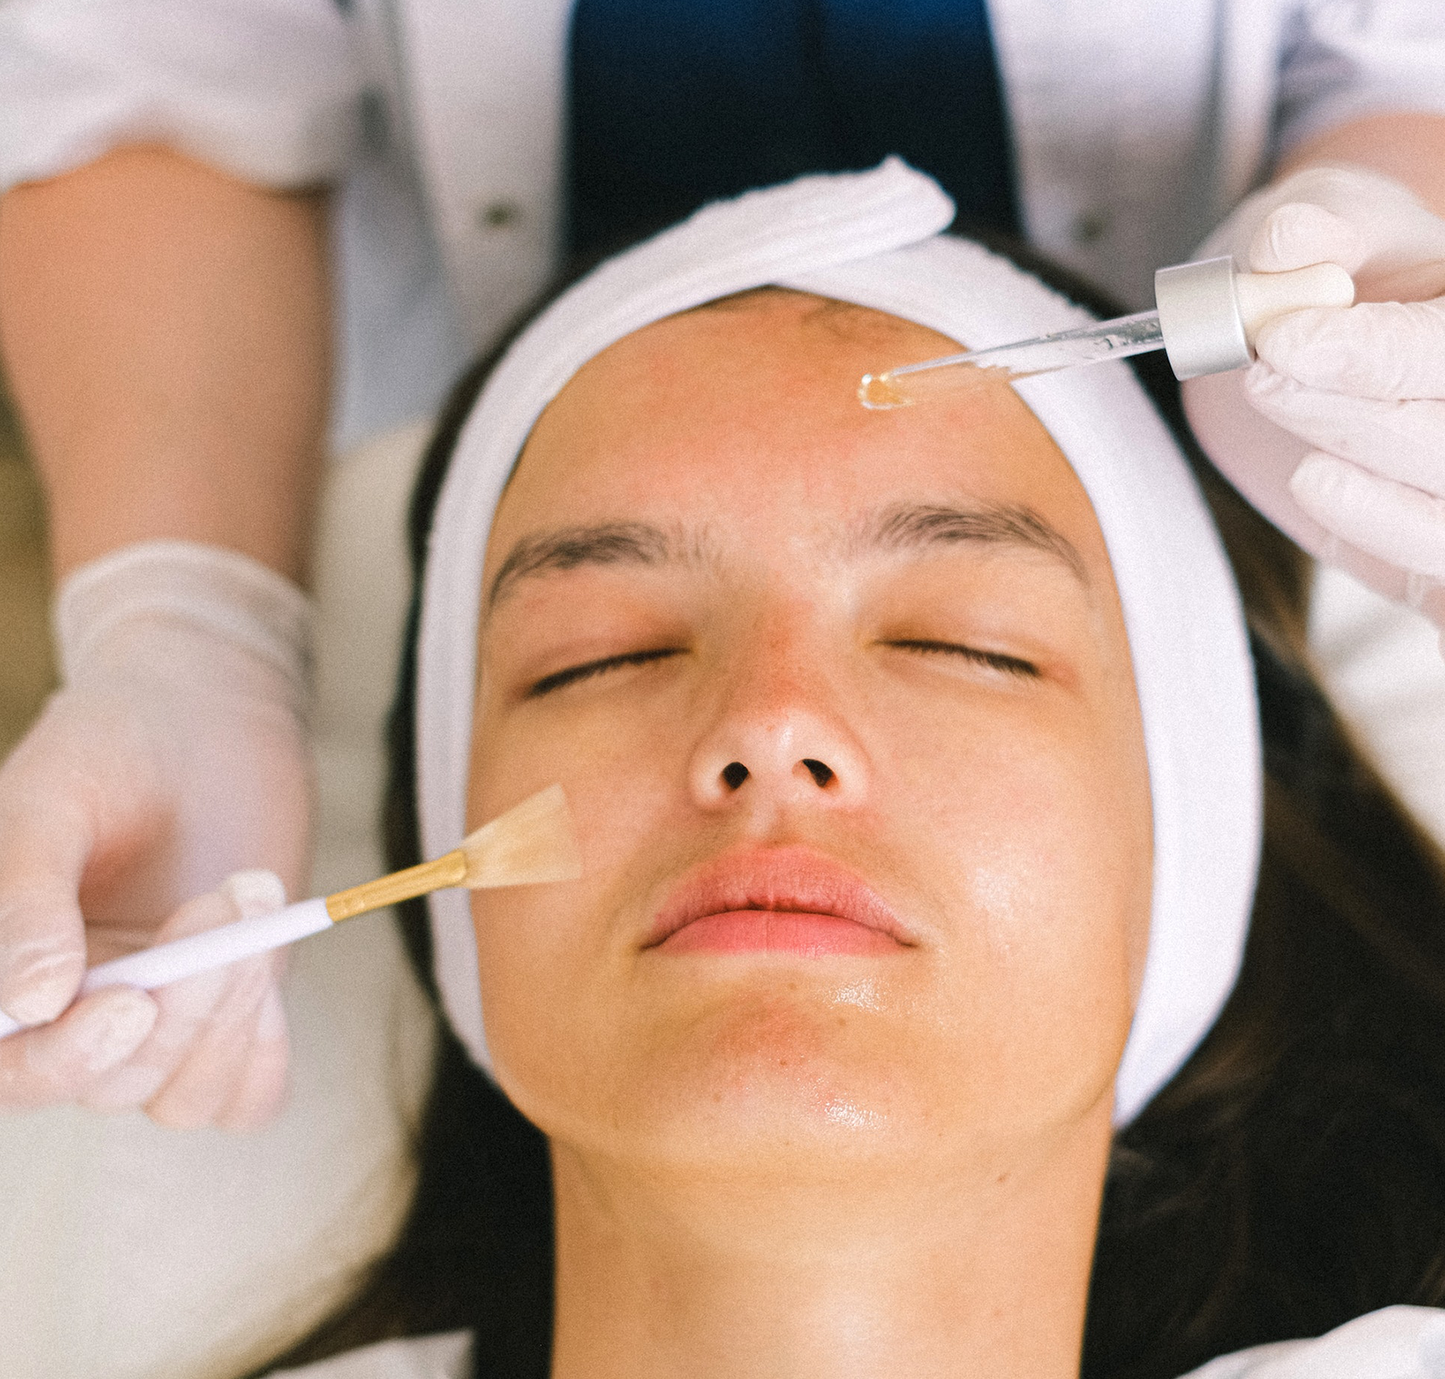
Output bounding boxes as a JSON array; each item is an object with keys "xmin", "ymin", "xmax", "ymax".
[{"xmin": 647, "ymin": 848, "xmax": 913, "ymax": 956}]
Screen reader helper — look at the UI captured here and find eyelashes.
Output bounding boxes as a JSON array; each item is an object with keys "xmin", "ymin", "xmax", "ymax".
[
  {"xmin": 527, "ymin": 638, "xmax": 1039, "ymax": 698},
  {"xmin": 528, "ymin": 647, "xmax": 683, "ymax": 697},
  {"xmin": 882, "ymin": 639, "xmax": 1040, "ymax": 679}
]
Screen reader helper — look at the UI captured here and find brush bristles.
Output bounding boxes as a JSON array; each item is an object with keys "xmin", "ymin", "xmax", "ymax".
[{"xmin": 459, "ymin": 783, "xmax": 583, "ymax": 888}]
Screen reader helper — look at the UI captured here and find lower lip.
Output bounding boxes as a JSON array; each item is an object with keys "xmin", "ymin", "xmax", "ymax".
[{"xmin": 658, "ymin": 910, "xmax": 903, "ymax": 956}]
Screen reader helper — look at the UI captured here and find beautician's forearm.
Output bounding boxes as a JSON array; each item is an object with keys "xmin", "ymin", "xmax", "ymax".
[
  {"xmin": 0, "ymin": 144, "xmax": 330, "ymax": 584},
  {"xmin": 1280, "ymin": 111, "xmax": 1445, "ymax": 220}
]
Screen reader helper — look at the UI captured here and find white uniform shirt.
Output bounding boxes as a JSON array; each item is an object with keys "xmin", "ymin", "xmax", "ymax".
[
  {"xmin": 4, "ymin": 0, "xmax": 1444, "ymax": 451},
  {"xmin": 271, "ymin": 1305, "xmax": 1445, "ymax": 1379}
]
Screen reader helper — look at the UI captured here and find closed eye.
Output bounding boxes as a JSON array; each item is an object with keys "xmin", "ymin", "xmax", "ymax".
[
  {"xmin": 883, "ymin": 639, "xmax": 1040, "ymax": 679},
  {"xmin": 529, "ymin": 647, "xmax": 683, "ymax": 697}
]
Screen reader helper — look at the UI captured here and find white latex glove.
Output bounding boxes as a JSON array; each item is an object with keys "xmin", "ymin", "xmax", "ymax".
[
  {"xmin": 0, "ymin": 541, "xmax": 314, "ymax": 1127},
  {"xmin": 1182, "ymin": 166, "xmax": 1445, "ymax": 635}
]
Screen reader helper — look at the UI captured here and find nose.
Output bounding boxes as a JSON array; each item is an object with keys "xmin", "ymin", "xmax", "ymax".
[
  {"xmin": 688, "ymin": 651, "xmax": 867, "ymax": 812},
  {"xmin": 717, "ymin": 756, "xmax": 835, "ymax": 792}
]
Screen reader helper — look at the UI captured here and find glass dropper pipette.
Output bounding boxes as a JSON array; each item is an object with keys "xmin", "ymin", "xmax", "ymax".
[
  {"xmin": 860, "ymin": 309, "xmax": 1165, "ymax": 407},
  {"xmin": 859, "ymin": 257, "xmax": 1355, "ymax": 409}
]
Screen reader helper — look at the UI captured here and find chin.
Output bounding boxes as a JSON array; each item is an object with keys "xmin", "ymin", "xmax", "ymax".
[{"xmin": 585, "ymin": 988, "xmax": 931, "ymax": 1172}]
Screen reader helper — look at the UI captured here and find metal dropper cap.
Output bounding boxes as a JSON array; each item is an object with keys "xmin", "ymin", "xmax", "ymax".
[{"xmin": 1154, "ymin": 255, "xmax": 1355, "ymax": 380}]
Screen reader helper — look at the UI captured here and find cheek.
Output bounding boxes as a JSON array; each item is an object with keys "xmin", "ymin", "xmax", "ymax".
[
  {"xmin": 467, "ymin": 668, "xmax": 693, "ymax": 878},
  {"xmin": 463, "ymin": 677, "xmax": 698, "ymax": 1121},
  {"xmin": 882, "ymin": 697, "xmax": 1148, "ymax": 1119}
]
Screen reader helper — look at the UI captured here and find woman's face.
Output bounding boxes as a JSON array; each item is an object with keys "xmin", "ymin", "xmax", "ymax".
[{"xmin": 468, "ymin": 290, "xmax": 1152, "ymax": 1182}]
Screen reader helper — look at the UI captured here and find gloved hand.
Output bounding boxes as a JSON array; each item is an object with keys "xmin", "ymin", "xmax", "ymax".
[
  {"xmin": 0, "ymin": 540, "xmax": 314, "ymax": 1127},
  {"xmin": 1182, "ymin": 165, "xmax": 1445, "ymax": 635}
]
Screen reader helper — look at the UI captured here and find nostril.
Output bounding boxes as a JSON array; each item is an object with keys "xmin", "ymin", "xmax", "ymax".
[
  {"xmin": 801, "ymin": 758, "xmax": 835, "ymax": 788},
  {"xmin": 721, "ymin": 761, "xmax": 750, "ymax": 791}
]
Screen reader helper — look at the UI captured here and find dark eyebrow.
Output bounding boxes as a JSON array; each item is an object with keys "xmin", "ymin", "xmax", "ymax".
[
  {"xmin": 486, "ymin": 522, "xmax": 675, "ymax": 611},
  {"xmin": 860, "ymin": 502, "xmax": 1088, "ymax": 583},
  {"xmin": 486, "ymin": 503, "xmax": 1086, "ymax": 611}
]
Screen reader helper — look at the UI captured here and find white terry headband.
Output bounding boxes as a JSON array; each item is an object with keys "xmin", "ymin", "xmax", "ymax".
[{"xmin": 417, "ymin": 158, "xmax": 1262, "ymax": 1126}]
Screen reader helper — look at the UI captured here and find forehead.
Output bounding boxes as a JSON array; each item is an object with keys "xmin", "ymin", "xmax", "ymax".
[{"xmin": 486, "ymin": 290, "xmax": 1111, "ymax": 579}]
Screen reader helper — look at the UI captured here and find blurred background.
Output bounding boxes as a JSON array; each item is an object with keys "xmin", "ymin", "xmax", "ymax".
[{"xmin": 0, "ymin": 389, "xmax": 55, "ymax": 760}]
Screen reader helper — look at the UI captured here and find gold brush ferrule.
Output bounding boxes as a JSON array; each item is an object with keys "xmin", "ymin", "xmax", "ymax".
[{"xmin": 324, "ymin": 850, "xmax": 469, "ymax": 923}]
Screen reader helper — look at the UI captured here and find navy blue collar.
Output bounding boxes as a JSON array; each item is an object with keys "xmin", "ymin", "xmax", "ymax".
[{"xmin": 567, "ymin": 0, "xmax": 1018, "ymax": 261}]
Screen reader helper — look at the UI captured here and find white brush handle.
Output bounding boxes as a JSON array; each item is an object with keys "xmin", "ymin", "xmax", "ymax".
[{"xmin": 0, "ymin": 897, "xmax": 332, "ymax": 1039}]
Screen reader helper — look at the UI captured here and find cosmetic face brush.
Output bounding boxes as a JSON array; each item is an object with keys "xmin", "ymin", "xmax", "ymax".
[{"xmin": 0, "ymin": 784, "xmax": 581, "ymax": 1039}]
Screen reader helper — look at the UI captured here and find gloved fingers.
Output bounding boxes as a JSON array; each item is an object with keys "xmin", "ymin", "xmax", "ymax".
[
  {"xmin": 0, "ymin": 714, "xmax": 107, "ymax": 1026},
  {"xmin": 1244, "ymin": 367, "xmax": 1445, "ymax": 496},
  {"xmin": 1254, "ymin": 297, "xmax": 1445, "ymax": 401},
  {"xmin": 140, "ymin": 872, "xmax": 288, "ymax": 1129},
  {"xmin": 1289, "ymin": 452, "xmax": 1445, "ymax": 584},
  {"xmin": 1248, "ymin": 202, "xmax": 1367, "ymax": 275},
  {"xmin": 0, "ymin": 884, "xmax": 87, "ymax": 1030},
  {"xmin": 0, "ymin": 986, "xmax": 158, "ymax": 1110},
  {"xmin": 215, "ymin": 986, "xmax": 290, "ymax": 1131},
  {"xmin": 1222, "ymin": 167, "xmax": 1445, "ymax": 301},
  {"xmin": 140, "ymin": 951, "xmax": 281, "ymax": 1129},
  {"xmin": 83, "ymin": 872, "xmax": 291, "ymax": 1127},
  {"xmin": 76, "ymin": 884, "xmax": 265, "ymax": 1115},
  {"xmin": 0, "ymin": 685, "xmax": 186, "ymax": 1026}
]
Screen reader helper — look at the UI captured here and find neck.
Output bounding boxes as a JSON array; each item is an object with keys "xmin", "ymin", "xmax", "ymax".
[{"xmin": 549, "ymin": 1101, "xmax": 1112, "ymax": 1379}]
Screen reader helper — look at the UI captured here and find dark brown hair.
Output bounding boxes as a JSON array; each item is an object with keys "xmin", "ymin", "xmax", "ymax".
[{"xmin": 260, "ymin": 243, "xmax": 1445, "ymax": 1379}]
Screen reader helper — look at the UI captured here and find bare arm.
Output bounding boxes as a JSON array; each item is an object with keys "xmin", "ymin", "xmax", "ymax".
[
  {"xmin": 0, "ymin": 144, "xmax": 328, "ymax": 1122},
  {"xmin": 1280, "ymin": 111, "xmax": 1445, "ymax": 220},
  {"xmin": 0, "ymin": 143, "xmax": 330, "ymax": 583}
]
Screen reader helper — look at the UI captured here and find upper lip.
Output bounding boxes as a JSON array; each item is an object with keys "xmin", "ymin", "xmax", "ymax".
[{"xmin": 645, "ymin": 846, "xmax": 915, "ymax": 949}]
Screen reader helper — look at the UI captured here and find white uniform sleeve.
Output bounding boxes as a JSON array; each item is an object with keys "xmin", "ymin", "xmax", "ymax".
[
  {"xmin": 0, "ymin": 0, "xmax": 364, "ymax": 192},
  {"xmin": 1178, "ymin": 1306, "xmax": 1445, "ymax": 1379},
  {"xmin": 270, "ymin": 1331, "xmax": 473, "ymax": 1378},
  {"xmin": 1274, "ymin": 0, "xmax": 1445, "ymax": 156}
]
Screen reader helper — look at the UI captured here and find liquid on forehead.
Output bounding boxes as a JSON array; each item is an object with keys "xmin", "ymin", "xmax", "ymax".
[{"xmin": 489, "ymin": 288, "xmax": 1099, "ymax": 568}]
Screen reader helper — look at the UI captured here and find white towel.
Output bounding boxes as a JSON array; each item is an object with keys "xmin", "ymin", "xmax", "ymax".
[{"xmin": 416, "ymin": 158, "xmax": 1261, "ymax": 1125}]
